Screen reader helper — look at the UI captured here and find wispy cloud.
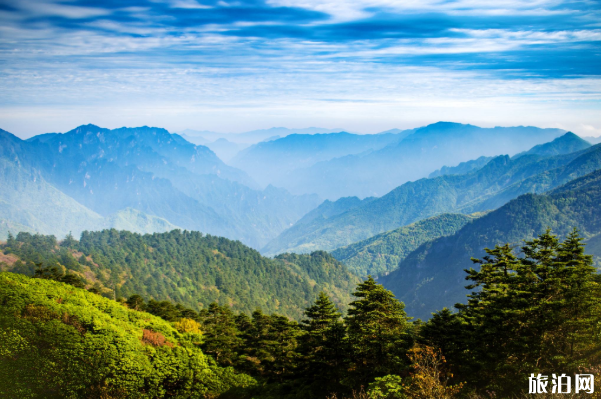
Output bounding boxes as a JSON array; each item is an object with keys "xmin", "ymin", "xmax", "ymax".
[{"xmin": 0, "ymin": 0, "xmax": 599, "ymax": 136}]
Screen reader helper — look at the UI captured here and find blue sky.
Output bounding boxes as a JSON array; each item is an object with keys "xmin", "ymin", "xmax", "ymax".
[{"xmin": 0, "ymin": 0, "xmax": 600, "ymax": 138}]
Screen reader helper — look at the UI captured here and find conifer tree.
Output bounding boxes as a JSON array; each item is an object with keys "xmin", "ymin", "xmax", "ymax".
[
  {"xmin": 418, "ymin": 307, "xmax": 467, "ymax": 378},
  {"xmin": 239, "ymin": 310, "xmax": 302, "ymax": 382},
  {"xmin": 298, "ymin": 292, "xmax": 349, "ymax": 397},
  {"xmin": 199, "ymin": 303, "xmax": 243, "ymax": 367},
  {"xmin": 458, "ymin": 229, "xmax": 601, "ymax": 394},
  {"xmin": 345, "ymin": 276, "xmax": 413, "ymax": 387}
]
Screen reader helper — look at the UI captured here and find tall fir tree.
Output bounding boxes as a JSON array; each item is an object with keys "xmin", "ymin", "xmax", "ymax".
[
  {"xmin": 457, "ymin": 229, "xmax": 601, "ymax": 395},
  {"xmin": 298, "ymin": 292, "xmax": 349, "ymax": 397},
  {"xmin": 344, "ymin": 276, "xmax": 413, "ymax": 387},
  {"xmin": 199, "ymin": 303, "xmax": 243, "ymax": 367}
]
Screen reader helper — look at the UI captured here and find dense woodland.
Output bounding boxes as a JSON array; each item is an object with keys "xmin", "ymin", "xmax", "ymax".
[
  {"xmin": 0, "ymin": 230, "xmax": 359, "ymax": 319},
  {"xmin": 1, "ymin": 230, "xmax": 600, "ymax": 398}
]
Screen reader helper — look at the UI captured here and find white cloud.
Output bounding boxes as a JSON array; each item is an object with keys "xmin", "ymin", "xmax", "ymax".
[
  {"xmin": 14, "ymin": 0, "xmax": 111, "ymax": 19},
  {"xmin": 267, "ymin": 0, "xmax": 567, "ymax": 21}
]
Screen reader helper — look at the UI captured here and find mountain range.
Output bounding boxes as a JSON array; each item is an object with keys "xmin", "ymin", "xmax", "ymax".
[
  {"xmin": 180, "ymin": 127, "xmax": 347, "ymax": 145},
  {"xmin": 0, "ymin": 125, "xmax": 319, "ymax": 248},
  {"xmin": 263, "ymin": 132, "xmax": 594, "ymax": 255},
  {"xmin": 270, "ymin": 122, "xmax": 567, "ymax": 199},
  {"xmin": 379, "ymin": 168, "xmax": 601, "ymax": 319},
  {"xmin": 230, "ymin": 132, "xmax": 407, "ymax": 187},
  {"xmin": 1, "ymin": 121, "xmax": 600, "ymax": 324}
]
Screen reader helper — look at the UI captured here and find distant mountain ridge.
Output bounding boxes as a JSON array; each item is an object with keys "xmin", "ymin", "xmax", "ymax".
[
  {"xmin": 277, "ymin": 122, "xmax": 566, "ymax": 199},
  {"xmin": 263, "ymin": 133, "xmax": 597, "ymax": 255},
  {"xmin": 179, "ymin": 127, "xmax": 347, "ymax": 145},
  {"xmin": 231, "ymin": 132, "xmax": 404, "ymax": 187},
  {"xmin": 515, "ymin": 132, "xmax": 590, "ymax": 158},
  {"xmin": 0, "ymin": 125, "xmax": 320, "ymax": 247}
]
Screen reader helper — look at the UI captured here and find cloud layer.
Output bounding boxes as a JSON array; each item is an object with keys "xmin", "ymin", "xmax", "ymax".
[{"xmin": 0, "ymin": 0, "xmax": 600, "ymax": 136}]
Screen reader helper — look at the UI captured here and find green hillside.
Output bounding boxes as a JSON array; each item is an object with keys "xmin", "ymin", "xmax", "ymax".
[
  {"xmin": 265, "ymin": 139, "xmax": 601, "ymax": 255},
  {"xmin": 0, "ymin": 272, "xmax": 254, "ymax": 398},
  {"xmin": 331, "ymin": 213, "xmax": 477, "ymax": 277},
  {"xmin": 1, "ymin": 229, "xmax": 360, "ymax": 319},
  {"xmin": 379, "ymin": 169, "xmax": 601, "ymax": 320}
]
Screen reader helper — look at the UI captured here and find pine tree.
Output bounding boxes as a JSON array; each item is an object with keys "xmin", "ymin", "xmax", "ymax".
[
  {"xmin": 199, "ymin": 303, "xmax": 243, "ymax": 367},
  {"xmin": 298, "ymin": 292, "xmax": 348, "ymax": 397},
  {"xmin": 458, "ymin": 229, "xmax": 601, "ymax": 394},
  {"xmin": 345, "ymin": 276, "xmax": 413, "ymax": 387},
  {"xmin": 418, "ymin": 307, "xmax": 467, "ymax": 379},
  {"xmin": 239, "ymin": 310, "xmax": 302, "ymax": 382}
]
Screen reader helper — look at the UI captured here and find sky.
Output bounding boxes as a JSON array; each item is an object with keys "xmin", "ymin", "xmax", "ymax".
[{"xmin": 0, "ymin": 0, "xmax": 600, "ymax": 138}]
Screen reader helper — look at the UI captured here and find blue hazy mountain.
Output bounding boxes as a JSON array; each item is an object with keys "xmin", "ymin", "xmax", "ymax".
[
  {"xmin": 263, "ymin": 134, "xmax": 599, "ymax": 255},
  {"xmin": 514, "ymin": 131, "xmax": 590, "ymax": 158},
  {"xmin": 583, "ymin": 135, "xmax": 601, "ymax": 144},
  {"xmin": 179, "ymin": 126, "xmax": 346, "ymax": 145},
  {"xmin": 428, "ymin": 156, "xmax": 494, "ymax": 178},
  {"xmin": 0, "ymin": 125, "xmax": 319, "ymax": 248},
  {"xmin": 276, "ymin": 122, "xmax": 566, "ymax": 199},
  {"xmin": 231, "ymin": 132, "xmax": 404, "ymax": 187},
  {"xmin": 205, "ymin": 138, "xmax": 249, "ymax": 162},
  {"xmin": 379, "ymin": 168, "xmax": 601, "ymax": 320}
]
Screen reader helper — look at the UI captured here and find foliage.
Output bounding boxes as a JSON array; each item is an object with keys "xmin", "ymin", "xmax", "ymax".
[
  {"xmin": 0, "ymin": 272, "xmax": 255, "ymax": 399},
  {"xmin": 404, "ymin": 346, "xmax": 463, "ymax": 399},
  {"xmin": 1, "ymin": 229, "xmax": 360, "ymax": 319},
  {"xmin": 345, "ymin": 277, "xmax": 413, "ymax": 387},
  {"xmin": 367, "ymin": 375, "xmax": 407, "ymax": 399},
  {"xmin": 453, "ymin": 229, "xmax": 601, "ymax": 395}
]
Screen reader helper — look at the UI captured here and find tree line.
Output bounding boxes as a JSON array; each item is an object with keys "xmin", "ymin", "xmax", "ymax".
[{"xmin": 6, "ymin": 229, "xmax": 601, "ymax": 398}]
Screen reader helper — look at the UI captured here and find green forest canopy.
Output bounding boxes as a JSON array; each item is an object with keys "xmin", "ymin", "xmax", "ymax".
[{"xmin": 0, "ymin": 229, "xmax": 360, "ymax": 320}]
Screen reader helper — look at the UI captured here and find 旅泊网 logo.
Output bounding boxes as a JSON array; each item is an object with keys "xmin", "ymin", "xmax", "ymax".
[{"xmin": 528, "ymin": 373, "xmax": 594, "ymax": 394}]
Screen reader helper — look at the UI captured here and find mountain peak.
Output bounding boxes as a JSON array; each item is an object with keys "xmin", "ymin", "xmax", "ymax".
[{"xmin": 518, "ymin": 131, "xmax": 591, "ymax": 158}]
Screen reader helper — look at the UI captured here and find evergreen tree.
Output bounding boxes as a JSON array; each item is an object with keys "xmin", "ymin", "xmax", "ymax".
[
  {"xmin": 457, "ymin": 229, "xmax": 601, "ymax": 394},
  {"xmin": 298, "ymin": 292, "xmax": 348, "ymax": 397},
  {"xmin": 199, "ymin": 303, "xmax": 243, "ymax": 367},
  {"xmin": 126, "ymin": 294, "xmax": 146, "ymax": 311},
  {"xmin": 239, "ymin": 310, "xmax": 302, "ymax": 383},
  {"xmin": 345, "ymin": 276, "xmax": 413, "ymax": 387},
  {"xmin": 418, "ymin": 307, "xmax": 467, "ymax": 379},
  {"xmin": 60, "ymin": 232, "xmax": 77, "ymax": 248}
]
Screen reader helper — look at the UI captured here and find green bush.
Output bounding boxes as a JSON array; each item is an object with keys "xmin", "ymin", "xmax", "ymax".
[{"xmin": 0, "ymin": 272, "xmax": 255, "ymax": 398}]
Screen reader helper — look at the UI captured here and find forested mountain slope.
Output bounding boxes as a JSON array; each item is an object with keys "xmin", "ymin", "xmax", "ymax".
[
  {"xmin": 331, "ymin": 213, "xmax": 477, "ymax": 277},
  {"xmin": 380, "ymin": 169, "xmax": 601, "ymax": 320},
  {"xmin": 265, "ymin": 137, "xmax": 601, "ymax": 255},
  {"xmin": 276, "ymin": 122, "xmax": 565, "ymax": 198},
  {"xmin": 0, "ymin": 230, "xmax": 360, "ymax": 319},
  {"xmin": 1, "ymin": 125, "xmax": 320, "ymax": 248}
]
